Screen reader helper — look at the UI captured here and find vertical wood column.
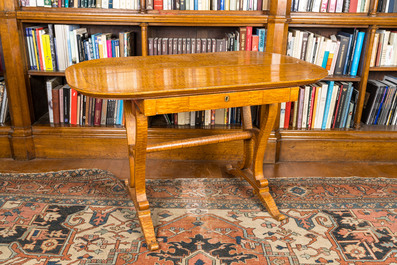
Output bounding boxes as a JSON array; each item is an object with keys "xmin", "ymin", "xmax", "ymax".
[
  {"xmin": 266, "ymin": 0, "xmax": 291, "ymax": 54},
  {"xmin": 141, "ymin": 23, "xmax": 148, "ymax": 56},
  {"xmin": 0, "ymin": 4, "xmax": 35, "ymax": 160}
]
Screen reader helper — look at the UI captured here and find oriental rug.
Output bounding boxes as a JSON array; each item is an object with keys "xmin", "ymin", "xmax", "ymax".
[{"xmin": 0, "ymin": 169, "xmax": 396, "ymax": 265}]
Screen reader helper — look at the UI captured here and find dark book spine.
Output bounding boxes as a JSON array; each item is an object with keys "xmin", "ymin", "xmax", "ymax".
[
  {"xmin": 334, "ymin": 85, "xmax": 348, "ymax": 128},
  {"xmin": 52, "ymin": 88, "xmax": 60, "ymax": 124},
  {"xmin": 82, "ymin": 95, "xmax": 87, "ymax": 125},
  {"xmin": 94, "ymin": 98, "xmax": 102, "ymax": 126},
  {"xmin": 334, "ymin": 36, "xmax": 349, "ymax": 75},
  {"xmin": 63, "ymin": 87, "xmax": 70, "ymax": 124}
]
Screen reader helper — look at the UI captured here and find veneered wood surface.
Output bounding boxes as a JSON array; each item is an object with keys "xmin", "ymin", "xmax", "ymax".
[{"xmin": 65, "ymin": 51, "xmax": 327, "ymax": 100}]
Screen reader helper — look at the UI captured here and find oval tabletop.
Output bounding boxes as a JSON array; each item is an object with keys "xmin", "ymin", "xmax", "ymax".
[{"xmin": 65, "ymin": 51, "xmax": 328, "ymax": 100}]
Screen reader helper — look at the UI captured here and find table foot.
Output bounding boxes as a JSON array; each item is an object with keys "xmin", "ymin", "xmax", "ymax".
[
  {"xmin": 226, "ymin": 165, "xmax": 285, "ymax": 221},
  {"xmin": 125, "ymin": 181, "xmax": 159, "ymax": 251}
]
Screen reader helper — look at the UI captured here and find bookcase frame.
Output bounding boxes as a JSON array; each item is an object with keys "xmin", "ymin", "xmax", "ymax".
[{"xmin": 1, "ymin": 0, "xmax": 397, "ymax": 162}]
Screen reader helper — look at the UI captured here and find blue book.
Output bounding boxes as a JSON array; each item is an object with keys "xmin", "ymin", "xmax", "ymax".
[
  {"xmin": 257, "ymin": 28, "xmax": 266, "ymax": 52},
  {"xmin": 340, "ymin": 82, "xmax": 353, "ymax": 128},
  {"xmin": 374, "ymin": 86, "xmax": 388, "ymax": 125},
  {"xmin": 116, "ymin": 100, "xmax": 124, "ymax": 125},
  {"xmin": 91, "ymin": 33, "xmax": 100, "ymax": 59},
  {"xmin": 322, "ymin": 81, "xmax": 334, "ymax": 130},
  {"xmin": 350, "ymin": 31, "xmax": 365, "ymax": 76},
  {"xmin": 220, "ymin": 0, "xmax": 224, "ymax": 10},
  {"xmin": 321, "ymin": 51, "xmax": 330, "ymax": 69},
  {"xmin": 194, "ymin": 0, "xmax": 198, "ymax": 10}
]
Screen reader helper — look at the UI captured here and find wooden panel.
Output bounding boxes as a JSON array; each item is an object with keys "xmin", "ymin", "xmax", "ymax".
[
  {"xmin": 142, "ymin": 87, "xmax": 298, "ymax": 116},
  {"xmin": 31, "ymin": 126, "xmax": 252, "ymax": 160},
  {"xmin": 0, "ymin": 126, "xmax": 11, "ymax": 158},
  {"xmin": 278, "ymin": 129, "xmax": 397, "ymax": 162}
]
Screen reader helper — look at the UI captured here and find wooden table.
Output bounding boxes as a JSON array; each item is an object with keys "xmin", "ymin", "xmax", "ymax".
[{"xmin": 65, "ymin": 51, "xmax": 328, "ymax": 251}]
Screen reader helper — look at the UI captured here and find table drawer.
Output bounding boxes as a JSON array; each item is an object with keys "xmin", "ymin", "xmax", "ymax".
[{"xmin": 141, "ymin": 87, "xmax": 299, "ymax": 116}]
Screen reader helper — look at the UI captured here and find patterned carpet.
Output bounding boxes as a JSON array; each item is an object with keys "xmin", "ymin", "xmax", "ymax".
[{"xmin": 0, "ymin": 169, "xmax": 396, "ymax": 264}]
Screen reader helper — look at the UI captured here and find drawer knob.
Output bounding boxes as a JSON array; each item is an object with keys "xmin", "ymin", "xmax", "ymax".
[{"xmin": 224, "ymin": 95, "xmax": 230, "ymax": 102}]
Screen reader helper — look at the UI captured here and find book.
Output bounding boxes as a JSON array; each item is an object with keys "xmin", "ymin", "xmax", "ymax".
[
  {"xmin": 349, "ymin": 31, "xmax": 365, "ymax": 76},
  {"xmin": 321, "ymin": 81, "xmax": 334, "ymax": 130},
  {"xmin": 46, "ymin": 77, "xmax": 62, "ymax": 124}
]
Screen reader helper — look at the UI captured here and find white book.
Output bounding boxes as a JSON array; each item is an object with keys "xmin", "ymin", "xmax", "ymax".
[
  {"xmin": 364, "ymin": 0, "xmax": 370, "ymax": 12},
  {"xmin": 177, "ymin": 112, "xmax": 185, "ymax": 125},
  {"xmin": 316, "ymin": 37, "xmax": 330, "ymax": 66},
  {"xmin": 313, "ymin": 36, "xmax": 324, "ymax": 65},
  {"xmin": 370, "ymin": 33, "xmax": 380, "ymax": 67},
  {"xmin": 120, "ymin": 0, "xmax": 126, "ymax": 8},
  {"xmin": 380, "ymin": 31, "xmax": 391, "ymax": 66},
  {"xmin": 326, "ymin": 83, "xmax": 339, "ymax": 129},
  {"xmin": 311, "ymin": 0, "xmax": 322, "ymax": 12},
  {"xmin": 204, "ymin": 110, "xmax": 211, "ymax": 125},
  {"xmin": 29, "ymin": 0, "xmax": 37, "ymax": 6},
  {"xmin": 329, "ymin": 39, "xmax": 340, "ymax": 75},
  {"xmin": 190, "ymin": 112, "xmax": 196, "ymax": 126},
  {"xmin": 356, "ymin": 0, "xmax": 362, "ymax": 12},
  {"xmin": 113, "ymin": 0, "xmax": 120, "ymax": 8},
  {"xmin": 126, "ymin": 0, "xmax": 132, "ymax": 9},
  {"xmin": 102, "ymin": 0, "xmax": 109, "ymax": 8},
  {"xmin": 190, "ymin": 0, "xmax": 194, "ymax": 9},
  {"xmin": 305, "ymin": 32, "xmax": 315, "ymax": 62},
  {"xmin": 36, "ymin": 0, "xmax": 44, "ymax": 6},
  {"xmin": 302, "ymin": 86, "xmax": 310, "ymax": 129},
  {"xmin": 391, "ymin": 33, "xmax": 397, "ymax": 65},
  {"xmin": 298, "ymin": 0, "xmax": 308, "ymax": 11},
  {"xmin": 335, "ymin": 0, "xmax": 343, "ymax": 12},
  {"xmin": 385, "ymin": 45, "xmax": 393, "ymax": 66},
  {"xmin": 286, "ymin": 32, "xmax": 294, "ymax": 56},
  {"xmin": 230, "ymin": 0, "xmax": 237, "ymax": 10},
  {"xmin": 314, "ymin": 82, "xmax": 328, "ymax": 129},
  {"xmin": 291, "ymin": 30, "xmax": 302, "ymax": 59},
  {"xmin": 279, "ymin": 102, "xmax": 286, "ymax": 129}
]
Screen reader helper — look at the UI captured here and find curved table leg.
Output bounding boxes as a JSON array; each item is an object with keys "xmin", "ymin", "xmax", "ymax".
[
  {"xmin": 227, "ymin": 103, "xmax": 285, "ymax": 221},
  {"xmin": 124, "ymin": 100, "xmax": 159, "ymax": 251}
]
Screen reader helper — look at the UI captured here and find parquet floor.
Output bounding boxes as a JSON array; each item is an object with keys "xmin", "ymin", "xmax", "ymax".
[{"xmin": 0, "ymin": 158, "xmax": 396, "ymax": 179}]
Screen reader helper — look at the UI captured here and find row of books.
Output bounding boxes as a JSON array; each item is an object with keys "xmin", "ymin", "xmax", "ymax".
[
  {"xmin": 377, "ymin": 0, "xmax": 397, "ymax": 13},
  {"xmin": 147, "ymin": 0, "xmax": 268, "ymax": 10},
  {"xmin": 291, "ymin": 0, "xmax": 370, "ymax": 12},
  {"xmin": 25, "ymin": 24, "xmax": 135, "ymax": 72},
  {"xmin": 287, "ymin": 29, "xmax": 365, "ymax": 76},
  {"xmin": 148, "ymin": 27, "xmax": 267, "ymax": 56},
  {"xmin": 370, "ymin": 30, "xmax": 397, "ymax": 67},
  {"xmin": 46, "ymin": 77, "xmax": 124, "ymax": 125},
  {"xmin": 362, "ymin": 76, "xmax": 397, "ymax": 125},
  {"xmin": 20, "ymin": 0, "xmax": 268, "ymax": 9},
  {"xmin": 162, "ymin": 108, "xmax": 242, "ymax": 126},
  {"xmin": 0, "ymin": 78, "xmax": 9, "ymax": 125},
  {"xmin": 20, "ymin": 0, "xmax": 141, "ymax": 9},
  {"xmin": 280, "ymin": 81, "xmax": 358, "ymax": 130}
]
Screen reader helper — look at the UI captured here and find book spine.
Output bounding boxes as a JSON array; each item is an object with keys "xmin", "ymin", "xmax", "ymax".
[
  {"xmin": 350, "ymin": 31, "xmax": 365, "ymax": 76},
  {"xmin": 321, "ymin": 81, "xmax": 334, "ymax": 130},
  {"xmin": 94, "ymin": 98, "xmax": 103, "ymax": 126},
  {"xmin": 52, "ymin": 88, "xmax": 60, "ymax": 124},
  {"xmin": 70, "ymin": 88, "xmax": 78, "ymax": 125}
]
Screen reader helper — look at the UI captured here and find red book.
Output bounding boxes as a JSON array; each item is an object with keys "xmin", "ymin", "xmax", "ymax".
[
  {"xmin": 320, "ymin": 0, "xmax": 329, "ymax": 12},
  {"xmin": 348, "ymin": 0, "xmax": 358, "ymax": 12},
  {"xmin": 307, "ymin": 86, "xmax": 316, "ymax": 129},
  {"xmin": 107, "ymin": 40, "xmax": 113, "ymax": 58},
  {"xmin": 94, "ymin": 98, "xmax": 103, "ymax": 126},
  {"xmin": 70, "ymin": 89, "xmax": 78, "ymax": 125},
  {"xmin": 154, "ymin": 0, "xmax": 163, "ymax": 9},
  {"xmin": 245, "ymin": 26, "xmax": 253, "ymax": 51},
  {"xmin": 251, "ymin": 35, "xmax": 259, "ymax": 51},
  {"xmin": 284, "ymin": 101, "xmax": 292, "ymax": 129},
  {"xmin": 52, "ymin": 86, "xmax": 60, "ymax": 124},
  {"xmin": 34, "ymin": 27, "xmax": 45, "ymax": 71}
]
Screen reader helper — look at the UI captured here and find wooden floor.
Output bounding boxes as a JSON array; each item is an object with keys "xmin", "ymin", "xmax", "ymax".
[{"xmin": 0, "ymin": 158, "xmax": 396, "ymax": 180}]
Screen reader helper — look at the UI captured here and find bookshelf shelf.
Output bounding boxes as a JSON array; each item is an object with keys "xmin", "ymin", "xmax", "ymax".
[
  {"xmin": 369, "ymin": 66, "xmax": 397, "ymax": 71},
  {"xmin": 1, "ymin": 0, "xmax": 397, "ymax": 162}
]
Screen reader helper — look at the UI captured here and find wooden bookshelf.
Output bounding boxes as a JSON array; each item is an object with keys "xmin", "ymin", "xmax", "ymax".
[{"xmin": 1, "ymin": 0, "xmax": 397, "ymax": 162}]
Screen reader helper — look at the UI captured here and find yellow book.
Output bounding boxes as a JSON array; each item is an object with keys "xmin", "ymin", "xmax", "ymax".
[
  {"xmin": 311, "ymin": 84, "xmax": 320, "ymax": 129},
  {"xmin": 41, "ymin": 34, "xmax": 53, "ymax": 71}
]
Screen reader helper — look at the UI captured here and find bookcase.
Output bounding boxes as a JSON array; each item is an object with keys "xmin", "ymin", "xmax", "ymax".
[{"xmin": 1, "ymin": 0, "xmax": 397, "ymax": 163}]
